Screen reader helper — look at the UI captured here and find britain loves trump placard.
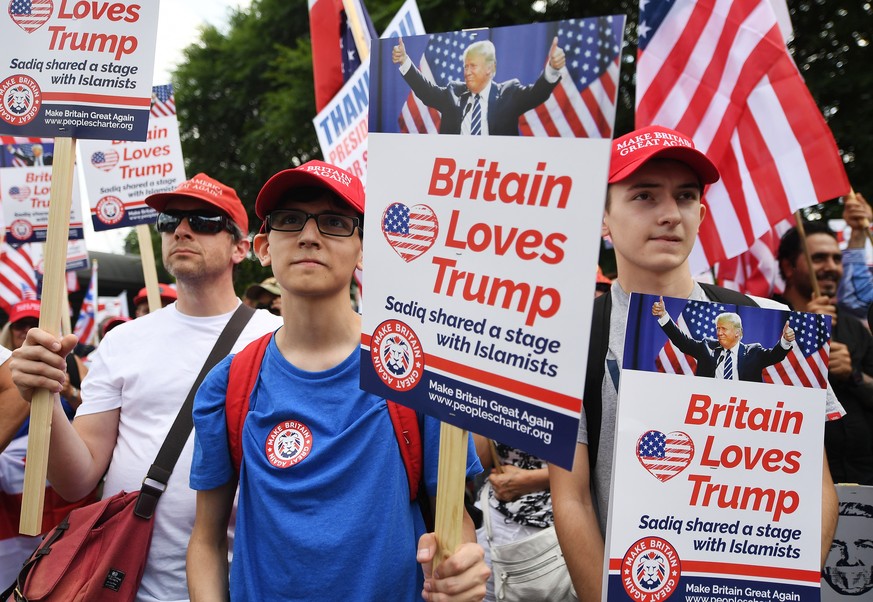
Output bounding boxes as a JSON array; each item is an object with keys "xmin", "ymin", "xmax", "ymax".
[
  {"xmin": 604, "ymin": 293, "xmax": 836, "ymax": 601},
  {"xmin": 361, "ymin": 17, "xmax": 625, "ymax": 468}
]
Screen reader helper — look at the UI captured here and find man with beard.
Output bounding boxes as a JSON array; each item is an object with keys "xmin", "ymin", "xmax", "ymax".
[
  {"xmin": 777, "ymin": 222, "xmax": 873, "ymax": 485},
  {"xmin": 9, "ymin": 174, "xmax": 282, "ymax": 601}
]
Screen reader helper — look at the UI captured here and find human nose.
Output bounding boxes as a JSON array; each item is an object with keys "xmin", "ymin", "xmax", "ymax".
[
  {"xmin": 173, "ymin": 216, "xmax": 194, "ymax": 238},
  {"xmin": 657, "ymin": 197, "xmax": 682, "ymax": 225},
  {"xmin": 297, "ymin": 214, "xmax": 322, "ymax": 243}
]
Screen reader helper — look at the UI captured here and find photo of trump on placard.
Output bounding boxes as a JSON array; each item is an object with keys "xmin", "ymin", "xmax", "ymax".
[
  {"xmin": 623, "ymin": 293, "xmax": 832, "ymax": 390},
  {"xmin": 368, "ymin": 17, "xmax": 625, "ymax": 138},
  {"xmin": 651, "ymin": 296, "xmax": 794, "ymax": 383}
]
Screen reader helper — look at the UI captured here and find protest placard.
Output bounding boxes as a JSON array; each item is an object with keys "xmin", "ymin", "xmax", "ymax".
[
  {"xmin": 79, "ymin": 84, "xmax": 185, "ymax": 230},
  {"xmin": 604, "ymin": 293, "xmax": 831, "ymax": 601},
  {"xmin": 822, "ymin": 485, "xmax": 873, "ymax": 601},
  {"xmin": 361, "ymin": 17, "xmax": 625, "ymax": 471},
  {"xmin": 313, "ymin": 0, "xmax": 425, "ymax": 185},
  {"xmin": 1, "ymin": 165, "xmax": 83, "ymax": 243},
  {"xmin": 0, "ymin": 0, "xmax": 159, "ymax": 140}
]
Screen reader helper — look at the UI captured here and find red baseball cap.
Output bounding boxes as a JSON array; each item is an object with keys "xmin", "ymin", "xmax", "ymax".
[
  {"xmin": 609, "ymin": 125, "xmax": 719, "ymax": 185},
  {"xmin": 133, "ymin": 283, "xmax": 177, "ymax": 307},
  {"xmin": 102, "ymin": 316, "xmax": 131, "ymax": 337},
  {"xmin": 145, "ymin": 174, "xmax": 249, "ymax": 234},
  {"xmin": 255, "ymin": 160, "xmax": 364, "ymax": 220},
  {"xmin": 9, "ymin": 299, "xmax": 40, "ymax": 324}
]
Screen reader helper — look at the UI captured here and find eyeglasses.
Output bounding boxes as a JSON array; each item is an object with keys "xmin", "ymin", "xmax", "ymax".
[
  {"xmin": 155, "ymin": 211, "xmax": 233, "ymax": 235},
  {"xmin": 266, "ymin": 209, "xmax": 361, "ymax": 237}
]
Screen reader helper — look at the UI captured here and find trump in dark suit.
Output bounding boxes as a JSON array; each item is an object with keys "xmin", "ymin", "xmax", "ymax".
[
  {"xmin": 392, "ymin": 37, "xmax": 565, "ymax": 136},
  {"xmin": 652, "ymin": 297, "xmax": 795, "ymax": 383}
]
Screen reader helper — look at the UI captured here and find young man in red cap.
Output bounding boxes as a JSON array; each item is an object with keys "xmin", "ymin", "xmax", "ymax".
[
  {"xmin": 187, "ymin": 161, "xmax": 489, "ymax": 601},
  {"xmin": 9, "ymin": 174, "xmax": 281, "ymax": 601},
  {"xmin": 549, "ymin": 126, "xmax": 840, "ymax": 600},
  {"xmin": 133, "ymin": 283, "xmax": 178, "ymax": 317}
]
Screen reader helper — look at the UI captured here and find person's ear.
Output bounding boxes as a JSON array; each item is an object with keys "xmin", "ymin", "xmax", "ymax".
[
  {"xmin": 232, "ymin": 237, "xmax": 251, "ymax": 266},
  {"xmin": 698, "ymin": 200, "xmax": 707, "ymax": 224},
  {"xmin": 253, "ymin": 233, "xmax": 271, "ymax": 266}
]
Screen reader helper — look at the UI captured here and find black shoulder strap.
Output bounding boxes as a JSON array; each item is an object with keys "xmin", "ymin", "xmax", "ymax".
[
  {"xmin": 134, "ymin": 303, "xmax": 256, "ymax": 519},
  {"xmin": 700, "ymin": 282, "xmax": 759, "ymax": 307},
  {"xmin": 583, "ymin": 291, "xmax": 611, "ymax": 474}
]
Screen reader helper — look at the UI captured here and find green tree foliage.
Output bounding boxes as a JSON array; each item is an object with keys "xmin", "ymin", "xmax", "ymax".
[{"xmin": 157, "ymin": 0, "xmax": 867, "ymax": 284}]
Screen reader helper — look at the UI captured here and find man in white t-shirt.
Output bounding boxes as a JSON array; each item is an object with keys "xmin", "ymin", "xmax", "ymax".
[
  {"xmin": 549, "ymin": 125, "xmax": 841, "ymax": 601},
  {"xmin": 9, "ymin": 174, "xmax": 282, "ymax": 602}
]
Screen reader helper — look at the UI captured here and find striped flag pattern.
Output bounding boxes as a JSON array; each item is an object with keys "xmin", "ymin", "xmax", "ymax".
[
  {"xmin": 8, "ymin": 0, "xmax": 52, "ymax": 33},
  {"xmin": 635, "ymin": 0, "xmax": 850, "ymax": 273},
  {"xmin": 381, "ymin": 202, "xmax": 438, "ymax": 262},
  {"xmin": 636, "ymin": 429, "xmax": 695, "ymax": 482},
  {"xmin": 1, "ymin": 136, "xmax": 52, "ymax": 168},
  {"xmin": 0, "ymin": 243, "xmax": 41, "ymax": 314},
  {"xmin": 715, "ymin": 217, "xmax": 793, "ymax": 297},
  {"xmin": 150, "ymin": 84, "xmax": 176, "ymax": 117},
  {"xmin": 74, "ymin": 263, "xmax": 98, "ymax": 345},
  {"xmin": 90, "ymin": 150, "xmax": 120, "ymax": 171}
]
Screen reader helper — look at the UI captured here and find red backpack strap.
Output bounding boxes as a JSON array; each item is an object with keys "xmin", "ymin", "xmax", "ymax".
[
  {"xmin": 386, "ymin": 401, "xmax": 423, "ymax": 501},
  {"xmin": 226, "ymin": 332, "xmax": 273, "ymax": 474}
]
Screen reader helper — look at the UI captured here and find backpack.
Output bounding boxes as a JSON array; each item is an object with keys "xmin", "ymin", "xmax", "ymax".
[
  {"xmin": 583, "ymin": 283, "xmax": 760, "ymax": 473},
  {"xmin": 225, "ymin": 332, "xmax": 424, "ymax": 501}
]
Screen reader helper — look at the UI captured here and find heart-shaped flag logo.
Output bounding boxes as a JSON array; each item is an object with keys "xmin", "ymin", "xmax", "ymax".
[
  {"xmin": 9, "ymin": 0, "xmax": 53, "ymax": 33},
  {"xmin": 381, "ymin": 202, "xmax": 439, "ymax": 262},
  {"xmin": 636, "ymin": 430, "xmax": 694, "ymax": 482}
]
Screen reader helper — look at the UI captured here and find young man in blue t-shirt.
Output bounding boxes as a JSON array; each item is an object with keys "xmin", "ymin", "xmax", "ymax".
[{"xmin": 187, "ymin": 161, "xmax": 488, "ymax": 601}]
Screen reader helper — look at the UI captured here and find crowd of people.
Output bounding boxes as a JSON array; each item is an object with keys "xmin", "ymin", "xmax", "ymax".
[{"xmin": 0, "ymin": 124, "xmax": 870, "ymax": 600}]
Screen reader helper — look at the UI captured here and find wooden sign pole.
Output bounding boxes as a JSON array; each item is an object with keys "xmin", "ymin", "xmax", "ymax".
[
  {"xmin": 19, "ymin": 136, "xmax": 76, "ymax": 535},
  {"xmin": 433, "ymin": 422, "xmax": 468, "ymax": 568},
  {"xmin": 136, "ymin": 224, "xmax": 162, "ymax": 313},
  {"xmin": 793, "ymin": 211, "xmax": 821, "ymax": 299}
]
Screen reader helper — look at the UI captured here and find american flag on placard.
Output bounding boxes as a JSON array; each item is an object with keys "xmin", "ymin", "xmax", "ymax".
[
  {"xmin": 636, "ymin": 429, "xmax": 694, "ymax": 482},
  {"xmin": 150, "ymin": 84, "xmax": 176, "ymax": 117},
  {"xmin": 635, "ymin": 0, "xmax": 849, "ymax": 273},
  {"xmin": 0, "ymin": 243, "xmax": 41, "ymax": 314},
  {"xmin": 1, "ymin": 136, "xmax": 51, "ymax": 168},
  {"xmin": 381, "ymin": 202, "xmax": 438, "ymax": 262},
  {"xmin": 398, "ymin": 17, "xmax": 623, "ymax": 138},
  {"xmin": 8, "ymin": 0, "xmax": 52, "ymax": 33},
  {"xmin": 763, "ymin": 312, "xmax": 830, "ymax": 389},
  {"xmin": 91, "ymin": 150, "xmax": 119, "ymax": 171},
  {"xmin": 74, "ymin": 264, "xmax": 98, "ymax": 345},
  {"xmin": 8, "ymin": 186, "xmax": 31, "ymax": 202}
]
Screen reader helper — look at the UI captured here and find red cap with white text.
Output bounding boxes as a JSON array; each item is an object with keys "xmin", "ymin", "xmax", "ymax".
[
  {"xmin": 145, "ymin": 173, "xmax": 249, "ymax": 233},
  {"xmin": 609, "ymin": 125, "xmax": 719, "ymax": 185},
  {"xmin": 255, "ymin": 160, "xmax": 364, "ymax": 219}
]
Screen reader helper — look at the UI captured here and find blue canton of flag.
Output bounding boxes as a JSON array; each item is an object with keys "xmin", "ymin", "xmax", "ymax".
[
  {"xmin": 423, "ymin": 31, "xmax": 478, "ymax": 87},
  {"xmin": 789, "ymin": 313, "xmax": 830, "ymax": 358},
  {"xmin": 383, "ymin": 203, "xmax": 410, "ymax": 234},
  {"xmin": 556, "ymin": 17, "xmax": 621, "ymax": 93},
  {"xmin": 638, "ymin": 430, "xmax": 666, "ymax": 458},
  {"xmin": 10, "ymin": 0, "xmax": 32, "ymax": 15},
  {"xmin": 637, "ymin": 0, "xmax": 674, "ymax": 50}
]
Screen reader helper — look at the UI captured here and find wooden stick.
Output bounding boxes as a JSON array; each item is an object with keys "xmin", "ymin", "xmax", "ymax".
[
  {"xmin": 341, "ymin": 0, "xmax": 370, "ymax": 61},
  {"xmin": 434, "ymin": 422, "xmax": 468, "ymax": 568},
  {"xmin": 136, "ymin": 224, "xmax": 162, "ymax": 313},
  {"xmin": 20, "ymin": 137, "xmax": 76, "ymax": 536},
  {"xmin": 793, "ymin": 211, "xmax": 820, "ymax": 299},
  {"xmin": 488, "ymin": 439, "xmax": 503, "ymax": 474}
]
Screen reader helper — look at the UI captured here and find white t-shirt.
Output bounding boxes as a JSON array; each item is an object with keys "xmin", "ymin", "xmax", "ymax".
[{"xmin": 80, "ymin": 302, "xmax": 281, "ymax": 602}]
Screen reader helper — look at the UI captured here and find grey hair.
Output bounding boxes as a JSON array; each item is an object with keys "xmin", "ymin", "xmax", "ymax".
[
  {"xmin": 715, "ymin": 312, "xmax": 743, "ymax": 336},
  {"xmin": 463, "ymin": 41, "xmax": 496, "ymax": 68}
]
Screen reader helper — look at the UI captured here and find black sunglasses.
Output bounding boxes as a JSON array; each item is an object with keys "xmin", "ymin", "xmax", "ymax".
[{"xmin": 155, "ymin": 211, "xmax": 233, "ymax": 235}]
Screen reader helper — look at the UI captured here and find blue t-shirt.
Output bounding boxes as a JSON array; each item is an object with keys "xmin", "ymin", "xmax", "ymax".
[{"xmin": 191, "ymin": 339, "xmax": 482, "ymax": 601}]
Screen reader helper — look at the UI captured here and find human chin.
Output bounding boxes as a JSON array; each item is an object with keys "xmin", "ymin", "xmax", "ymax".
[{"xmin": 823, "ymin": 566, "xmax": 873, "ymax": 595}]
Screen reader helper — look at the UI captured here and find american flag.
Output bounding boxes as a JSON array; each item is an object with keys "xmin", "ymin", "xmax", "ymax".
[
  {"xmin": 635, "ymin": 0, "xmax": 849, "ymax": 273},
  {"xmin": 8, "ymin": 0, "xmax": 52, "ymax": 33},
  {"xmin": 309, "ymin": 0, "xmax": 377, "ymax": 111},
  {"xmin": 1, "ymin": 136, "xmax": 51, "ymax": 168},
  {"xmin": 381, "ymin": 202, "xmax": 438, "ymax": 262},
  {"xmin": 398, "ymin": 17, "xmax": 623, "ymax": 138},
  {"xmin": 0, "ymin": 243, "xmax": 41, "ymax": 314},
  {"xmin": 91, "ymin": 150, "xmax": 119, "ymax": 171},
  {"xmin": 8, "ymin": 186, "xmax": 31, "ymax": 202},
  {"xmin": 655, "ymin": 299, "xmax": 728, "ymax": 375},
  {"xmin": 74, "ymin": 263, "xmax": 98, "ymax": 345},
  {"xmin": 763, "ymin": 311, "xmax": 830, "ymax": 389},
  {"xmin": 715, "ymin": 217, "xmax": 793, "ymax": 297},
  {"xmin": 636, "ymin": 429, "xmax": 694, "ymax": 482},
  {"xmin": 150, "ymin": 84, "xmax": 176, "ymax": 117}
]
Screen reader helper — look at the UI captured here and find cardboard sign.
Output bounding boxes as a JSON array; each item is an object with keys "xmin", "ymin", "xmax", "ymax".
[
  {"xmin": 604, "ymin": 293, "xmax": 831, "ymax": 601},
  {"xmin": 313, "ymin": 0, "xmax": 425, "ymax": 186},
  {"xmin": 822, "ymin": 485, "xmax": 873, "ymax": 601},
  {"xmin": 0, "ymin": 0, "xmax": 159, "ymax": 140},
  {"xmin": 79, "ymin": 84, "xmax": 185, "ymax": 230},
  {"xmin": 360, "ymin": 18, "xmax": 625, "ymax": 469},
  {"xmin": 1, "ymin": 165, "xmax": 82, "ymax": 243}
]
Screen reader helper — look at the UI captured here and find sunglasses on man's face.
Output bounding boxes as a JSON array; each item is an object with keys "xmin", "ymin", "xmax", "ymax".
[{"xmin": 155, "ymin": 211, "xmax": 233, "ymax": 235}]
